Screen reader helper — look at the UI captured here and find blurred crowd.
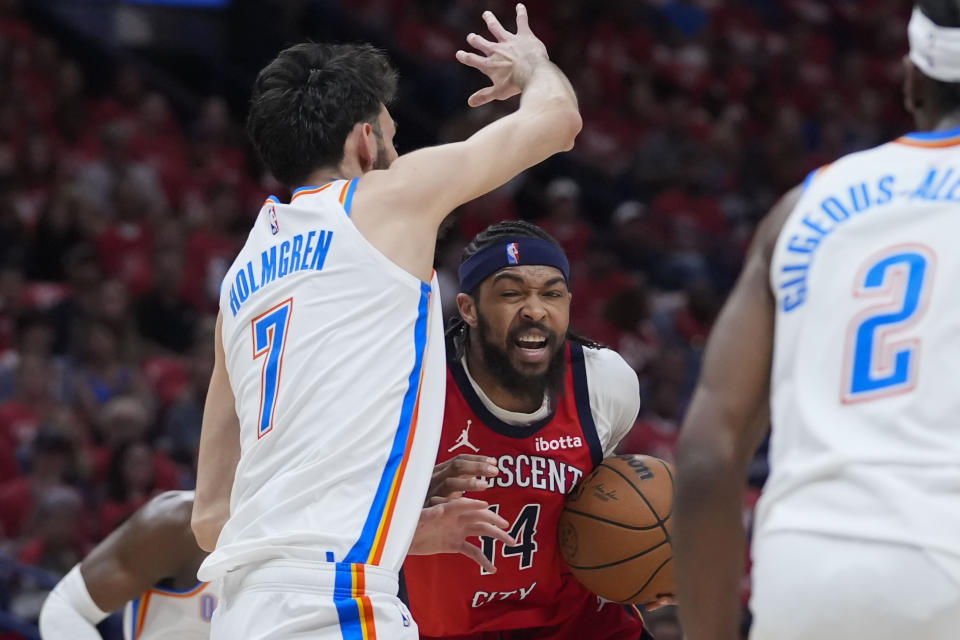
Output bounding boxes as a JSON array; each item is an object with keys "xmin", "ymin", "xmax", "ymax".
[{"xmin": 0, "ymin": 0, "xmax": 913, "ymax": 632}]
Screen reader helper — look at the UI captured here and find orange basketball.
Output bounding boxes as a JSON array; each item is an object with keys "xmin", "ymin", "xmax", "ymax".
[{"xmin": 558, "ymin": 454, "xmax": 675, "ymax": 604}]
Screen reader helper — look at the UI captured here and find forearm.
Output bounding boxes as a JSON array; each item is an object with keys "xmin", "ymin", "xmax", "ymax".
[
  {"xmin": 39, "ymin": 565, "xmax": 109, "ymax": 640},
  {"xmin": 192, "ymin": 451, "xmax": 234, "ymax": 552},
  {"xmin": 675, "ymin": 421, "xmax": 748, "ymax": 640}
]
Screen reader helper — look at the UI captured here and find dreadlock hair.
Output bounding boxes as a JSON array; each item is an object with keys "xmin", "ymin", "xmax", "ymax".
[{"xmin": 446, "ymin": 220, "xmax": 603, "ymax": 360}]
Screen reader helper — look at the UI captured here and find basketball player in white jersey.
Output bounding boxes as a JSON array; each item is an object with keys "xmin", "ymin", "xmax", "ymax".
[
  {"xmin": 36, "ymin": 490, "xmax": 513, "ymax": 639},
  {"xmin": 190, "ymin": 4, "xmax": 581, "ymax": 639},
  {"xmin": 39, "ymin": 492, "xmax": 215, "ymax": 640},
  {"xmin": 674, "ymin": 2, "xmax": 960, "ymax": 639}
]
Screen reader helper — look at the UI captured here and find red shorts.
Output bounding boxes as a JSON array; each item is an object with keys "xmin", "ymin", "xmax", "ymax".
[{"xmin": 420, "ymin": 600, "xmax": 652, "ymax": 640}]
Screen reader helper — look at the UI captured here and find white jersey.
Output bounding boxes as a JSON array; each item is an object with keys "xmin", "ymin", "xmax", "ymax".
[
  {"xmin": 199, "ymin": 179, "xmax": 445, "ymax": 581},
  {"xmin": 123, "ymin": 581, "xmax": 218, "ymax": 640},
  {"xmin": 758, "ymin": 127, "xmax": 960, "ymax": 557}
]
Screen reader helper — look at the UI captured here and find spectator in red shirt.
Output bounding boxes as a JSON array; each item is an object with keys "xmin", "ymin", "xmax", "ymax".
[
  {"xmin": 0, "ymin": 355, "xmax": 58, "ymax": 455},
  {"xmin": 538, "ymin": 177, "xmax": 593, "ymax": 262},
  {"xmin": 68, "ymin": 322, "xmax": 146, "ymax": 425},
  {"xmin": 97, "ymin": 440, "xmax": 157, "ymax": 536},
  {"xmin": 0, "ymin": 428, "xmax": 77, "ymax": 540},
  {"xmin": 16, "ymin": 485, "xmax": 88, "ymax": 575}
]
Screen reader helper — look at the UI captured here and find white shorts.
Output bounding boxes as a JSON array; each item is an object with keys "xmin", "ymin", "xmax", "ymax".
[
  {"xmin": 750, "ymin": 531, "xmax": 960, "ymax": 640},
  {"xmin": 211, "ymin": 560, "xmax": 418, "ymax": 640}
]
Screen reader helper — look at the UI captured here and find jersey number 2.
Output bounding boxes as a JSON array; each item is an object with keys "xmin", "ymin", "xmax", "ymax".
[
  {"xmin": 843, "ymin": 246, "xmax": 934, "ymax": 403},
  {"xmin": 252, "ymin": 298, "xmax": 293, "ymax": 437}
]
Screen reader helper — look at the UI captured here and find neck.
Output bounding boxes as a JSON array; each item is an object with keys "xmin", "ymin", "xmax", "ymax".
[
  {"xmin": 465, "ymin": 340, "xmax": 543, "ymax": 413},
  {"xmin": 302, "ymin": 157, "xmax": 366, "ymax": 187},
  {"xmin": 920, "ymin": 110, "xmax": 960, "ymax": 133}
]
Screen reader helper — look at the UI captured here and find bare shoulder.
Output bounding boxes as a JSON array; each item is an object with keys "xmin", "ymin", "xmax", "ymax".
[{"xmin": 755, "ymin": 184, "xmax": 803, "ymax": 265}]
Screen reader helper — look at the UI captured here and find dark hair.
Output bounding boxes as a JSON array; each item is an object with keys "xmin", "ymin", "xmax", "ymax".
[
  {"xmin": 246, "ymin": 42, "xmax": 398, "ymax": 187},
  {"xmin": 106, "ymin": 441, "xmax": 154, "ymax": 502},
  {"xmin": 447, "ymin": 220, "xmax": 602, "ymax": 357},
  {"xmin": 918, "ymin": 1, "xmax": 960, "ymax": 111}
]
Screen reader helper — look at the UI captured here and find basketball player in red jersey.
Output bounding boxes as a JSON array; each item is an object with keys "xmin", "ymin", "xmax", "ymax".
[{"xmin": 404, "ymin": 221, "xmax": 665, "ymax": 639}]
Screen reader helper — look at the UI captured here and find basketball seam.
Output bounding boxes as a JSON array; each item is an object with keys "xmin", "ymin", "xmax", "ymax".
[
  {"xmin": 561, "ymin": 506, "xmax": 666, "ymax": 531},
  {"xmin": 659, "ymin": 459, "xmax": 675, "ymax": 495},
  {"xmin": 599, "ymin": 461, "xmax": 672, "ymax": 543},
  {"xmin": 620, "ymin": 556, "xmax": 672, "ymax": 603},
  {"xmin": 564, "ymin": 538, "xmax": 670, "ymax": 570}
]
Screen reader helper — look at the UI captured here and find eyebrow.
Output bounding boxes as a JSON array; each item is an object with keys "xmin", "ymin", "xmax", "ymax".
[{"xmin": 491, "ymin": 273, "xmax": 568, "ymax": 289}]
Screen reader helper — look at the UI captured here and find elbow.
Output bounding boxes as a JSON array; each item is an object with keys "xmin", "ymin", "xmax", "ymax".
[
  {"xmin": 533, "ymin": 98, "xmax": 581, "ymax": 153},
  {"xmin": 550, "ymin": 106, "xmax": 582, "ymax": 152}
]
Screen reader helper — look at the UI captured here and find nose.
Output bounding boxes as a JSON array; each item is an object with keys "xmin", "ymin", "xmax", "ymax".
[{"xmin": 520, "ymin": 293, "xmax": 547, "ymax": 322}]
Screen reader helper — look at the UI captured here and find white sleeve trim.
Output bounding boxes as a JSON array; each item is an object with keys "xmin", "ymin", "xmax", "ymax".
[
  {"xmin": 583, "ymin": 347, "xmax": 642, "ymax": 458},
  {"xmin": 39, "ymin": 564, "xmax": 110, "ymax": 640}
]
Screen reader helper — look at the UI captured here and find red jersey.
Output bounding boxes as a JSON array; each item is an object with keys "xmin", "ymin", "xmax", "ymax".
[{"xmin": 404, "ymin": 343, "xmax": 644, "ymax": 637}]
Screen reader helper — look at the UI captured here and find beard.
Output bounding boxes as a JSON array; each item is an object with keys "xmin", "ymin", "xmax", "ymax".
[
  {"xmin": 372, "ymin": 123, "xmax": 391, "ymax": 170},
  {"xmin": 474, "ymin": 314, "xmax": 567, "ymax": 408}
]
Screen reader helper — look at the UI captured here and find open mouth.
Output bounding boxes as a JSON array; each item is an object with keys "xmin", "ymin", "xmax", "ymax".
[{"xmin": 514, "ymin": 334, "xmax": 549, "ymax": 350}]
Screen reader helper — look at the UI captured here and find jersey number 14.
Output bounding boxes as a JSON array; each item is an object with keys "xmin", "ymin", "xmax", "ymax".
[{"xmin": 479, "ymin": 504, "xmax": 541, "ymax": 575}]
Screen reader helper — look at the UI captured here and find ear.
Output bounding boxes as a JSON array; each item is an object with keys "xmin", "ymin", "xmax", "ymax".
[
  {"xmin": 349, "ymin": 121, "xmax": 375, "ymax": 172},
  {"xmin": 457, "ymin": 293, "xmax": 479, "ymax": 328}
]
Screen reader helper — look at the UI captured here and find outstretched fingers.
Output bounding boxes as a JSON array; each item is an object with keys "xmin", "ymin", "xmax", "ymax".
[
  {"xmin": 482, "ymin": 9, "xmax": 511, "ymax": 41},
  {"xmin": 461, "ymin": 541, "xmax": 497, "ymax": 573},
  {"xmin": 467, "ymin": 86, "xmax": 498, "ymax": 108},
  {"xmin": 466, "ymin": 32, "xmax": 496, "ymax": 55},
  {"xmin": 515, "ymin": 3, "xmax": 530, "ymax": 33},
  {"xmin": 456, "ymin": 50, "xmax": 488, "ymax": 72}
]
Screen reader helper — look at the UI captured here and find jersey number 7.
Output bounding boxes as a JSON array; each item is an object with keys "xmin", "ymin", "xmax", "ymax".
[{"xmin": 252, "ymin": 298, "xmax": 293, "ymax": 438}]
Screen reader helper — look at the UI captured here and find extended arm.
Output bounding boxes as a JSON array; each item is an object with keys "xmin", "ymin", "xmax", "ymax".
[
  {"xmin": 191, "ymin": 312, "xmax": 241, "ymax": 552},
  {"xmin": 674, "ymin": 187, "xmax": 800, "ymax": 640},
  {"xmin": 355, "ymin": 4, "xmax": 581, "ymax": 230},
  {"xmin": 40, "ymin": 492, "xmax": 199, "ymax": 639}
]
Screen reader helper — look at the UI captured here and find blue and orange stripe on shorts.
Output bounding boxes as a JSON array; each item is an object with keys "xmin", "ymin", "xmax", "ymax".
[{"xmin": 334, "ymin": 563, "xmax": 378, "ymax": 640}]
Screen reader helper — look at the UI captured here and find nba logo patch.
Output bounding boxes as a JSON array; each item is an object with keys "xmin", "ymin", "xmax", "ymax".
[
  {"xmin": 506, "ymin": 242, "xmax": 520, "ymax": 265},
  {"xmin": 268, "ymin": 206, "xmax": 279, "ymax": 235}
]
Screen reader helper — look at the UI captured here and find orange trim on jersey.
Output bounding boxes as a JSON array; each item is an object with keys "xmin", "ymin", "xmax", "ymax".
[
  {"xmin": 135, "ymin": 591, "xmax": 152, "ymax": 637},
  {"xmin": 894, "ymin": 136, "xmax": 960, "ymax": 148},
  {"xmin": 338, "ymin": 180, "xmax": 352, "ymax": 205},
  {"xmin": 367, "ymin": 292, "xmax": 431, "ymax": 565},
  {"xmin": 353, "ymin": 565, "xmax": 378, "ymax": 640},
  {"xmin": 290, "ymin": 182, "xmax": 335, "ymax": 201},
  {"xmin": 149, "ymin": 582, "xmax": 209, "ymax": 598}
]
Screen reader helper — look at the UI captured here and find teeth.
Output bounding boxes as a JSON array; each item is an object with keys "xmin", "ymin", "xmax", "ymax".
[{"xmin": 517, "ymin": 335, "xmax": 546, "ymax": 345}]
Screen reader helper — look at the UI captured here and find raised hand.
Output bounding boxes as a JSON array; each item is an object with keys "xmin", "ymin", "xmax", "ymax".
[
  {"xmin": 427, "ymin": 454, "xmax": 499, "ymax": 502},
  {"xmin": 455, "ymin": 3, "xmax": 550, "ymax": 107},
  {"xmin": 409, "ymin": 497, "xmax": 517, "ymax": 573}
]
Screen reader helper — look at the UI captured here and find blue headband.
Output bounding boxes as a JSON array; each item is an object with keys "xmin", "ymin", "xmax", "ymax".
[{"xmin": 458, "ymin": 237, "xmax": 571, "ymax": 294}]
